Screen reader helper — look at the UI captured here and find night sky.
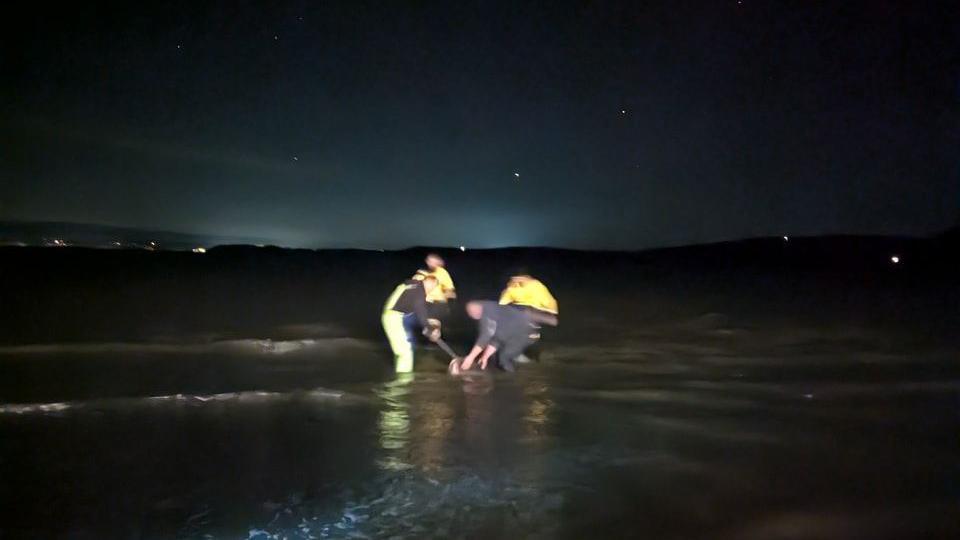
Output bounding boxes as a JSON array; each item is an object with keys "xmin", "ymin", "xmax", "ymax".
[{"xmin": 3, "ymin": 1, "xmax": 958, "ymax": 249}]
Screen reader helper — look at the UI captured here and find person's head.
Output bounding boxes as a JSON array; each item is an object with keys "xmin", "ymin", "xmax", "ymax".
[
  {"xmin": 425, "ymin": 253, "xmax": 445, "ymax": 270},
  {"xmin": 509, "ymin": 266, "xmax": 530, "ymax": 277},
  {"xmin": 507, "ymin": 274, "xmax": 532, "ymax": 287},
  {"xmin": 465, "ymin": 301, "xmax": 484, "ymax": 320},
  {"xmin": 507, "ymin": 267, "xmax": 532, "ymax": 284},
  {"xmin": 421, "ymin": 275, "xmax": 438, "ymax": 294}
]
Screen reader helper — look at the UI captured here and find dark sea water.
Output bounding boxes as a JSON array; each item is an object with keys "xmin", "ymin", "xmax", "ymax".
[
  {"xmin": 1, "ymin": 310, "xmax": 958, "ymax": 539},
  {"xmin": 1, "ymin": 242, "xmax": 958, "ymax": 538}
]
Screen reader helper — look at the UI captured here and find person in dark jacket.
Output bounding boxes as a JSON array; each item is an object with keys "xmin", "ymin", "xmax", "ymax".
[
  {"xmin": 454, "ymin": 300, "xmax": 556, "ymax": 373},
  {"xmin": 382, "ymin": 275, "xmax": 440, "ymax": 373}
]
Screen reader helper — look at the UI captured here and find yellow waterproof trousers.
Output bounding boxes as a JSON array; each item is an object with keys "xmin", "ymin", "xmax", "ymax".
[{"xmin": 382, "ymin": 310, "xmax": 413, "ymax": 373}]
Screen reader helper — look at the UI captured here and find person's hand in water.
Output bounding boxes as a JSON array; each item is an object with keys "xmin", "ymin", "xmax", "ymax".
[
  {"xmin": 459, "ymin": 344, "xmax": 495, "ymax": 370},
  {"xmin": 478, "ymin": 344, "xmax": 497, "ymax": 370},
  {"xmin": 458, "ymin": 344, "xmax": 482, "ymax": 371}
]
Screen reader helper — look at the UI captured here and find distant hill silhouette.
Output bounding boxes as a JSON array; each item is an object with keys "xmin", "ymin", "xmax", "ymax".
[
  {"xmin": 1, "ymin": 220, "xmax": 958, "ymax": 255},
  {"xmin": 935, "ymin": 224, "xmax": 959, "ymax": 241},
  {"xmin": 0, "ymin": 221, "xmax": 272, "ymax": 249}
]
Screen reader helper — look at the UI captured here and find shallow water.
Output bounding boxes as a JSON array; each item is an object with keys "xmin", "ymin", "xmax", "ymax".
[{"xmin": 1, "ymin": 319, "xmax": 958, "ymax": 540}]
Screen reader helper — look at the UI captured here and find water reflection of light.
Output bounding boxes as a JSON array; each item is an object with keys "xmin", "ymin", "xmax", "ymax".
[
  {"xmin": 376, "ymin": 373, "xmax": 414, "ymax": 471},
  {"xmin": 417, "ymin": 400, "xmax": 454, "ymax": 471},
  {"xmin": 525, "ymin": 399, "xmax": 551, "ymax": 428},
  {"xmin": 375, "ymin": 374, "xmax": 456, "ymax": 472},
  {"xmin": 523, "ymin": 381, "xmax": 553, "ymax": 444}
]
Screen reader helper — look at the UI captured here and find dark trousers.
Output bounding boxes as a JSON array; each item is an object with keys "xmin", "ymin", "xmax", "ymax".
[{"xmin": 495, "ymin": 335, "xmax": 537, "ymax": 372}]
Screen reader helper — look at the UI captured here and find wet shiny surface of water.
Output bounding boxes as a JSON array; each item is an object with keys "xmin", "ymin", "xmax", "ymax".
[{"xmin": 1, "ymin": 325, "xmax": 958, "ymax": 539}]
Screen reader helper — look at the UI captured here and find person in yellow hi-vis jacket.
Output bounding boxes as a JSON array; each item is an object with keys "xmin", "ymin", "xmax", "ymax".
[
  {"xmin": 414, "ymin": 253, "xmax": 456, "ymax": 303},
  {"xmin": 497, "ymin": 273, "xmax": 558, "ymax": 365},
  {"xmin": 410, "ymin": 253, "xmax": 456, "ymax": 334},
  {"xmin": 382, "ymin": 274, "xmax": 441, "ymax": 373},
  {"xmin": 499, "ymin": 274, "xmax": 558, "ymax": 317}
]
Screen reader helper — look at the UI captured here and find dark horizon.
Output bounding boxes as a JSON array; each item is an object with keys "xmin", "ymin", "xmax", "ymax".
[
  {"xmin": 3, "ymin": 1, "xmax": 959, "ymax": 249},
  {"xmin": 2, "ymin": 217, "xmax": 957, "ymax": 253}
]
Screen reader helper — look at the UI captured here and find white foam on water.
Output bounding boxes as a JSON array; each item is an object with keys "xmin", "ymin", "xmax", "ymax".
[
  {"xmin": 0, "ymin": 337, "xmax": 375, "ymax": 356},
  {"xmin": 0, "ymin": 386, "xmax": 354, "ymax": 415},
  {"xmin": 242, "ymin": 471, "xmax": 564, "ymax": 540},
  {"xmin": 0, "ymin": 402, "xmax": 73, "ymax": 415}
]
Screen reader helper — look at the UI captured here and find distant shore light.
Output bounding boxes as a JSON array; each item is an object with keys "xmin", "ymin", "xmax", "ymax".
[
  {"xmin": 459, "ymin": 246, "xmax": 466, "ymax": 252},
  {"xmin": 782, "ymin": 235, "xmax": 789, "ymax": 241},
  {"xmin": 192, "ymin": 247, "xmax": 206, "ymax": 254},
  {"xmin": 890, "ymin": 255, "xmax": 900, "ymax": 264}
]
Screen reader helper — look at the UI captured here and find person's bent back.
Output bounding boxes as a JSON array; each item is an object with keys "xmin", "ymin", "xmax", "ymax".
[
  {"xmin": 457, "ymin": 300, "xmax": 539, "ymax": 373},
  {"xmin": 499, "ymin": 274, "xmax": 558, "ymax": 319}
]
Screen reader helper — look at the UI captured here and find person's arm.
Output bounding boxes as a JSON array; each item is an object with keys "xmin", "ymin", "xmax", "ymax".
[
  {"xmin": 458, "ymin": 345, "xmax": 485, "ymax": 370},
  {"xmin": 442, "ymin": 271, "xmax": 457, "ymax": 299},
  {"xmin": 413, "ymin": 286, "xmax": 440, "ymax": 341},
  {"xmin": 458, "ymin": 316, "xmax": 497, "ymax": 370},
  {"xmin": 477, "ymin": 344, "xmax": 498, "ymax": 369},
  {"xmin": 474, "ymin": 317, "xmax": 496, "ymax": 349},
  {"xmin": 527, "ymin": 310, "xmax": 558, "ymax": 327},
  {"xmin": 458, "ymin": 343, "xmax": 499, "ymax": 371},
  {"xmin": 413, "ymin": 290, "xmax": 430, "ymax": 327}
]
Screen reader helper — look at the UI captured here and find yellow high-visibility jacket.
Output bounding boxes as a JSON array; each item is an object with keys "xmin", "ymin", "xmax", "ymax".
[
  {"xmin": 413, "ymin": 266, "xmax": 456, "ymax": 303},
  {"xmin": 499, "ymin": 275, "xmax": 558, "ymax": 315}
]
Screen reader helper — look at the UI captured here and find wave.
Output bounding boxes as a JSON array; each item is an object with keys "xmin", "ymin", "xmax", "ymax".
[
  {"xmin": 0, "ymin": 337, "xmax": 375, "ymax": 356},
  {"xmin": 0, "ymin": 386, "xmax": 362, "ymax": 415}
]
